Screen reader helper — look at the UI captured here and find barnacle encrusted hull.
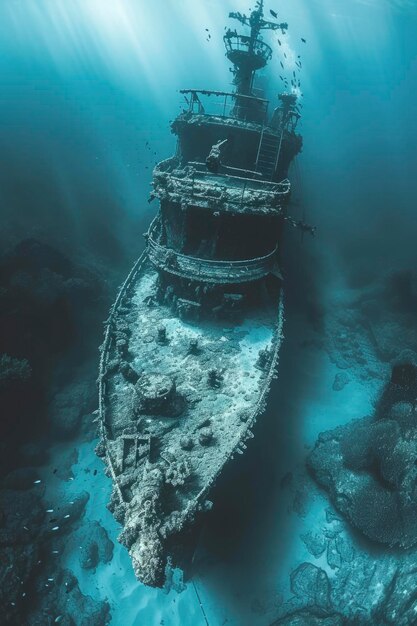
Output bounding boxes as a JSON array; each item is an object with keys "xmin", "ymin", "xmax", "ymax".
[{"xmin": 97, "ymin": 255, "xmax": 284, "ymax": 586}]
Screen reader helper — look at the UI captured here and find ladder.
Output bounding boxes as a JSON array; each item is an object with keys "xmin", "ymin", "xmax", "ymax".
[{"xmin": 255, "ymin": 130, "xmax": 280, "ymax": 180}]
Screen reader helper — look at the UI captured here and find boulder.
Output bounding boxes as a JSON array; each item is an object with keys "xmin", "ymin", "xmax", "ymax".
[
  {"xmin": 78, "ymin": 521, "xmax": 113, "ymax": 570},
  {"xmin": 309, "ymin": 413, "xmax": 417, "ymax": 548}
]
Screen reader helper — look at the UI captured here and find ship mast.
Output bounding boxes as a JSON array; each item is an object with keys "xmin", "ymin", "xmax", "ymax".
[{"xmin": 224, "ymin": 0, "xmax": 288, "ymax": 97}]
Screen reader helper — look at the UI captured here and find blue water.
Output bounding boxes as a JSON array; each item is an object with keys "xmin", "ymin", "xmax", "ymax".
[{"xmin": 1, "ymin": 1, "xmax": 417, "ymax": 624}]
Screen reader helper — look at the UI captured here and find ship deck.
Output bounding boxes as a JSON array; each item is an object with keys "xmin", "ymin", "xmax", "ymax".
[{"xmin": 99, "ymin": 256, "xmax": 284, "ymax": 583}]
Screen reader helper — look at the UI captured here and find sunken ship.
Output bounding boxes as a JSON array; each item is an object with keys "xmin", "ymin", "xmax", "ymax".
[{"xmin": 96, "ymin": 1, "xmax": 304, "ymax": 587}]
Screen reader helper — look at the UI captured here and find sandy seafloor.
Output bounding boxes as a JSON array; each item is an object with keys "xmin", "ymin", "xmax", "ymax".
[{"xmin": 37, "ymin": 279, "xmax": 389, "ymax": 626}]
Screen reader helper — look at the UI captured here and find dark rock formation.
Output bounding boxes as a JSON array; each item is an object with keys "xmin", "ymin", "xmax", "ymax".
[
  {"xmin": 78, "ymin": 521, "xmax": 114, "ymax": 570},
  {"xmin": 272, "ymin": 611, "xmax": 344, "ymax": 626},
  {"xmin": 290, "ymin": 563, "xmax": 331, "ymax": 611},
  {"xmin": 2, "ymin": 467, "xmax": 40, "ymax": 490},
  {"xmin": 269, "ymin": 561, "xmax": 345, "ymax": 625},
  {"xmin": 308, "ymin": 356, "xmax": 417, "ymax": 549},
  {"xmin": 308, "ymin": 414, "xmax": 417, "ymax": 548},
  {"xmin": 300, "ymin": 531, "xmax": 327, "ymax": 559},
  {"xmin": 0, "ymin": 488, "xmax": 45, "ymax": 546},
  {"xmin": 332, "ymin": 372, "xmax": 350, "ymax": 392},
  {"xmin": 0, "ymin": 238, "xmax": 107, "ymax": 466},
  {"xmin": 0, "ymin": 476, "xmax": 97, "ymax": 623},
  {"xmin": 49, "ymin": 381, "xmax": 96, "ymax": 440},
  {"xmin": 0, "ymin": 239, "xmax": 114, "ymax": 623},
  {"xmin": 371, "ymin": 566, "xmax": 417, "ymax": 626},
  {"xmin": 26, "ymin": 568, "xmax": 110, "ymax": 626}
]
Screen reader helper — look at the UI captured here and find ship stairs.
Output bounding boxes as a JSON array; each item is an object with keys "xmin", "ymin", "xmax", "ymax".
[{"xmin": 255, "ymin": 130, "xmax": 281, "ymax": 180}]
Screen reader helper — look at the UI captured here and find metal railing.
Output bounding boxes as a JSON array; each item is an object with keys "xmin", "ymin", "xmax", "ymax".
[
  {"xmin": 224, "ymin": 34, "xmax": 273, "ymax": 67},
  {"xmin": 153, "ymin": 165, "xmax": 290, "ymax": 214},
  {"xmin": 180, "ymin": 89, "xmax": 269, "ymax": 124},
  {"xmin": 146, "ymin": 218, "xmax": 277, "ymax": 284}
]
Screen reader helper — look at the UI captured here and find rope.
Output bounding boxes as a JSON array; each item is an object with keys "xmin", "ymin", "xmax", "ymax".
[{"xmin": 192, "ymin": 580, "xmax": 210, "ymax": 626}]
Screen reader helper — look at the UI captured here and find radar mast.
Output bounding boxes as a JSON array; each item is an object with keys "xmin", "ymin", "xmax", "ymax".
[{"xmin": 224, "ymin": 0, "xmax": 288, "ymax": 96}]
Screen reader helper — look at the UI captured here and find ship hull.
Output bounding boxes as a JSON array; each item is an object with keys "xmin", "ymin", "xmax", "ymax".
[{"xmin": 97, "ymin": 251, "xmax": 284, "ymax": 586}]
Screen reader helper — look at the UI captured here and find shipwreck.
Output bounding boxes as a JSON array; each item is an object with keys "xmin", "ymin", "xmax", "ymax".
[{"xmin": 96, "ymin": 0, "xmax": 306, "ymax": 587}]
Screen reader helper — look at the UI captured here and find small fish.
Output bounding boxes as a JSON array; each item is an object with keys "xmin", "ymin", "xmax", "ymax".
[
  {"xmin": 52, "ymin": 550, "xmax": 59, "ymax": 554},
  {"xmin": 205, "ymin": 28, "xmax": 209, "ymax": 31},
  {"xmin": 301, "ymin": 38, "xmax": 307, "ymax": 43},
  {"xmin": 23, "ymin": 526, "xmax": 29, "ymax": 531},
  {"xmin": 49, "ymin": 518, "xmax": 57, "ymax": 523},
  {"xmin": 293, "ymin": 71, "xmax": 296, "ymax": 78},
  {"xmin": 93, "ymin": 469, "xmax": 97, "ymax": 476},
  {"xmin": 51, "ymin": 526, "xmax": 59, "ymax": 531},
  {"xmin": 279, "ymin": 75, "xmax": 284, "ymax": 81},
  {"xmin": 270, "ymin": 9, "xmax": 278, "ymax": 18},
  {"xmin": 53, "ymin": 469, "xmax": 57, "ymax": 474},
  {"xmin": 284, "ymin": 53, "xmax": 287, "ymax": 59},
  {"xmin": 278, "ymin": 39, "xmax": 282, "ymax": 46},
  {"xmin": 64, "ymin": 514, "xmax": 70, "ymax": 519},
  {"xmin": 280, "ymin": 61, "xmax": 284, "ymax": 69},
  {"xmin": 33, "ymin": 479, "xmax": 41, "ymax": 484}
]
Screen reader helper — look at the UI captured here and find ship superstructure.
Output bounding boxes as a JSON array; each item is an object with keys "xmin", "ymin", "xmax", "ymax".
[{"xmin": 97, "ymin": 0, "xmax": 304, "ymax": 587}]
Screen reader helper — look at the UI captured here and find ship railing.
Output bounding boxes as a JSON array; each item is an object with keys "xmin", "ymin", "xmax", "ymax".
[
  {"xmin": 153, "ymin": 165, "xmax": 290, "ymax": 213},
  {"xmin": 180, "ymin": 89, "xmax": 269, "ymax": 124},
  {"xmin": 146, "ymin": 218, "xmax": 277, "ymax": 284},
  {"xmin": 224, "ymin": 34, "xmax": 273, "ymax": 65}
]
